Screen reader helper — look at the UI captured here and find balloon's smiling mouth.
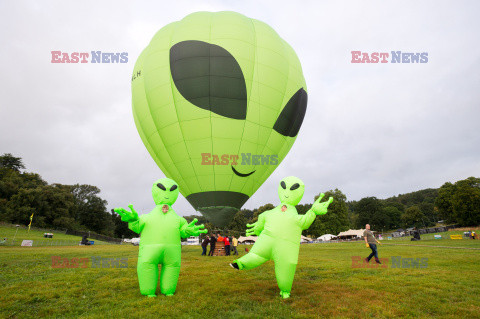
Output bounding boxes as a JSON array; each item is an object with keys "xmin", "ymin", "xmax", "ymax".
[{"xmin": 231, "ymin": 166, "xmax": 255, "ymax": 177}]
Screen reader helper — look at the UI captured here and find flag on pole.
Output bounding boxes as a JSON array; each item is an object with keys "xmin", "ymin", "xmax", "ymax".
[{"xmin": 28, "ymin": 213, "xmax": 34, "ymax": 232}]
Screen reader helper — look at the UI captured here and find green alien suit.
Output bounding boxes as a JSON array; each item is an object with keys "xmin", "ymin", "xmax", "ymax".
[
  {"xmin": 232, "ymin": 176, "xmax": 333, "ymax": 299},
  {"xmin": 115, "ymin": 178, "xmax": 207, "ymax": 297}
]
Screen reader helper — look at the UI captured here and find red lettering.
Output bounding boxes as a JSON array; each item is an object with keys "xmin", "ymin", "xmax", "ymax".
[
  {"xmin": 51, "ymin": 256, "xmax": 63, "ymax": 268},
  {"xmin": 201, "ymin": 153, "xmax": 211, "ymax": 165},
  {"xmin": 230, "ymin": 155, "xmax": 239, "ymax": 166},
  {"xmin": 51, "ymin": 51, "xmax": 62, "ymax": 63},
  {"xmin": 379, "ymin": 52, "xmax": 389, "ymax": 63},
  {"xmin": 361, "ymin": 52, "xmax": 371, "ymax": 63},
  {"xmin": 212, "ymin": 155, "xmax": 220, "ymax": 165},
  {"xmin": 79, "ymin": 52, "xmax": 89, "ymax": 63},
  {"xmin": 351, "ymin": 51, "xmax": 362, "ymax": 63},
  {"xmin": 71, "ymin": 52, "xmax": 79, "ymax": 63},
  {"xmin": 220, "ymin": 154, "xmax": 229, "ymax": 165}
]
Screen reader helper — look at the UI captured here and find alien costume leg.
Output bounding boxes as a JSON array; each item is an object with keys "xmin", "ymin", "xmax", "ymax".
[
  {"xmin": 272, "ymin": 239, "xmax": 299, "ymax": 296},
  {"xmin": 159, "ymin": 244, "xmax": 181, "ymax": 295},
  {"xmin": 137, "ymin": 245, "xmax": 162, "ymax": 296},
  {"xmin": 234, "ymin": 234, "xmax": 273, "ymax": 270}
]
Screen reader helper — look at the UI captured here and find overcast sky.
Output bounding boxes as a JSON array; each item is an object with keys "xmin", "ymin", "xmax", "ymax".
[{"xmin": 1, "ymin": 0, "xmax": 479, "ymax": 217}]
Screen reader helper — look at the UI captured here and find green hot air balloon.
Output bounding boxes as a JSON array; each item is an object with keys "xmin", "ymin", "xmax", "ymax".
[{"xmin": 132, "ymin": 11, "xmax": 307, "ymax": 227}]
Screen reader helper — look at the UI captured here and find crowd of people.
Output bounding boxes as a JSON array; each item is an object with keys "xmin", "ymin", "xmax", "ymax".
[{"xmin": 201, "ymin": 233, "xmax": 239, "ymax": 256}]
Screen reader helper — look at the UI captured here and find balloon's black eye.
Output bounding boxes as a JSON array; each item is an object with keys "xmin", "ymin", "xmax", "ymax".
[
  {"xmin": 273, "ymin": 88, "xmax": 308, "ymax": 137},
  {"xmin": 157, "ymin": 183, "xmax": 166, "ymax": 191},
  {"xmin": 280, "ymin": 181, "xmax": 286, "ymax": 189},
  {"xmin": 170, "ymin": 185, "xmax": 178, "ymax": 191},
  {"xmin": 170, "ymin": 40, "xmax": 247, "ymax": 120},
  {"xmin": 290, "ymin": 183, "xmax": 300, "ymax": 190}
]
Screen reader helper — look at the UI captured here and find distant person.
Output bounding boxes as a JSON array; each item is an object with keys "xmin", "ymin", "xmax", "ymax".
[
  {"xmin": 217, "ymin": 234, "xmax": 224, "ymax": 242},
  {"xmin": 224, "ymin": 235, "xmax": 231, "ymax": 256},
  {"xmin": 201, "ymin": 235, "xmax": 210, "ymax": 256},
  {"xmin": 411, "ymin": 227, "xmax": 421, "ymax": 241},
  {"xmin": 208, "ymin": 233, "xmax": 216, "ymax": 256},
  {"xmin": 364, "ymin": 224, "xmax": 381, "ymax": 264},
  {"xmin": 81, "ymin": 235, "xmax": 91, "ymax": 246},
  {"xmin": 231, "ymin": 236, "xmax": 239, "ymax": 255},
  {"xmin": 472, "ymin": 230, "xmax": 476, "ymax": 240}
]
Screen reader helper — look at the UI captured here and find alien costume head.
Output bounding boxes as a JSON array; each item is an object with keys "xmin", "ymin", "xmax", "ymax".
[
  {"xmin": 152, "ymin": 178, "xmax": 180, "ymax": 206},
  {"xmin": 132, "ymin": 11, "xmax": 308, "ymax": 226},
  {"xmin": 278, "ymin": 176, "xmax": 305, "ymax": 206}
]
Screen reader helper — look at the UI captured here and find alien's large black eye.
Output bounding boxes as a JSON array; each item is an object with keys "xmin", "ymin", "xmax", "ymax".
[
  {"xmin": 290, "ymin": 183, "xmax": 300, "ymax": 190},
  {"xmin": 170, "ymin": 40, "xmax": 247, "ymax": 120},
  {"xmin": 280, "ymin": 181, "xmax": 286, "ymax": 189},
  {"xmin": 157, "ymin": 183, "xmax": 166, "ymax": 190},
  {"xmin": 170, "ymin": 185, "xmax": 178, "ymax": 191},
  {"xmin": 273, "ymin": 88, "xmax": 308, "ymax": 137}
]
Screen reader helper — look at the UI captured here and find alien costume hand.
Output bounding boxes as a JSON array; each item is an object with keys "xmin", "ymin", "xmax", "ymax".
[
  {"xmin": 182, "ymin": 218, "xmax": 208, "ymax": 237},
  {"xmin": 245, "ymin": 222, "xmax": 257, "ymax": 236},
  {"xmin": 114, "ymin": 204, "xmax": 139, "ymax": 222},
  {"xmin": 311, "ymin": 193, "xmax": 334, "ymax": 216}
]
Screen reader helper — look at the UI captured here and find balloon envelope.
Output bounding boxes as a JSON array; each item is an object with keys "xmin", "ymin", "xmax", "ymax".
[{"xmin": 132, "ymin": 11, "xmax": 307, "ymax": 226}]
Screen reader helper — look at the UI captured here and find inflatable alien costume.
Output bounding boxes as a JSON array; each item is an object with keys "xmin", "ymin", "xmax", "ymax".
[
  {"xmin": 115, "ymin": 178, "xmax": 207, "ymax": 297},
  {"xmin": 231, "ymin": 176, "xmax": 333, "ymax": 299}
]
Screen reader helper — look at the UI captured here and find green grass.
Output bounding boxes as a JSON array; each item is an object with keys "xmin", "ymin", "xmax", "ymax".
[
  {"xmin": 0, "ymin": 224, "xmax": 112, "ymax": 246},
  {"xmin": 1, "ymin": 240, "xmax": 479, "ymax": 318}
]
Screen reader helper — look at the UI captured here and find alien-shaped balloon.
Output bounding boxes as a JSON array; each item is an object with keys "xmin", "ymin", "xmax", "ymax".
[
  {"xmin": 231, "ymin": 177, "xmax": 333, "ymax": 299},
  {"xmin": 132, "ymin": 11, "xmax": 308, "ymax": 227},
  {"xmin": 115, "ymin": 178, "xmax": 207, "ymax": 297}
]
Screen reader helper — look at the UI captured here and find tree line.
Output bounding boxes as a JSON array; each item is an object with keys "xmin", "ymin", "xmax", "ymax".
[
  {"xmin": 0, "ymin": 153, "xmax": 136, "ymax": 238},
  {"xmin": 1, "ymin": 153, "xmax": 478, "ymax": 239}
]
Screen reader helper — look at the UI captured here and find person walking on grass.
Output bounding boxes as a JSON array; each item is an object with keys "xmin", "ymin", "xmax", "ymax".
[
  {"xmin": 231, "ymin": 235, "xmax": 239, "ymax": 255},
  {"xmin": 364, "ymin": 224, "xmax": 382, "ymax": 264},
  {"xmin": 201, "ymin": 235, "xmax": 210, "ymax": 256}
]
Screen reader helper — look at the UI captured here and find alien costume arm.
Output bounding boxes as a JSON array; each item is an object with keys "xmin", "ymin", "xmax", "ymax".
[
  {"xmin": 180, "ymin": 218, "xmax": 208, "ymax": 238},
  {"xmin": 114, "ymin": 205, "xmax": 145, "ymax": 234},
  {"xmin": 246, "ymin": 211, "xmax": 267, "ymax": 236},
  {"xmin": 297, "ymin": 193, "xmax": 334, "ymax": 230}
]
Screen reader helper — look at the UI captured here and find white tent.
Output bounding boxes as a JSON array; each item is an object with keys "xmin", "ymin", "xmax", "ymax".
[
  {"xmin": 300, "ymin": 235, "xmax": 313, "ymax": 243},
  {"xmin": 238, "ymin": 236, "xmax": 257, "ymax": 243},
  {"xmin": 337, "ymin": 229, "xmax": 365, "ymax": 239},
  {"xmin": 317, "ymin": 234, "xmax": 337, "ymax": 241}
]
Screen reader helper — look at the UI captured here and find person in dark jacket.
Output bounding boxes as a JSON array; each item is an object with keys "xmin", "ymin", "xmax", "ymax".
[
  {"xmin": 81, "ymin": 235, "xmax": 91, "ymax": 246},
  {"xmin": 208, "ymin": 233, "xmax": 217, "ymax": 256},
  {"xmin": 201, "ymin": 236, "xmax": 210, "ymax": 256}
]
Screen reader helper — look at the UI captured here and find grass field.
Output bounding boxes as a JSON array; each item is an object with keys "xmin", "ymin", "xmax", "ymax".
[
  {"xmin": 1, "ymin": 236, "xmax": 479, "ymax": 319},
  {"xmin": 0, "ymin": 224, "xmax": 112, "ymax": 246}
]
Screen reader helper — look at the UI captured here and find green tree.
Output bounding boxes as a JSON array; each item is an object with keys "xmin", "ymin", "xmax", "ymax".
[
  {"xmin": 0, "ymin": 153, "xmax": 25, "ymax": 172},
  {"xmin": 435, "ymin": 182, "xmax": 455, "ymax": 223},
  {"xmin": 308, "ymin": 189, "xmax": 350, "ymax": 237},
  {"xmin": 354, "ymin": 197, "xmax": 384, "ymax": 230},
  {"xmin": 382, "ymin": 205, "xmax": 402, "ymax": 229},
  {"xmin": 451, "ymin": 177, "xmax": 480, "ymax": 226},
  {"xmin": 6, "ymin": 184, "xmax": 74, "ymax": 228},
  {"xmin": 402, "ymin": 206, "xmax": 427, "ymax": 228},
  {"xmin": 70, "ymin": 184, "xmax": 113, "ymax": 235},
  {"xmin": 227, "ymin": 210, "xmax": 248, "ymax": 237}
]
